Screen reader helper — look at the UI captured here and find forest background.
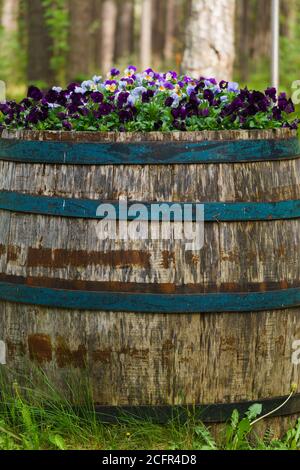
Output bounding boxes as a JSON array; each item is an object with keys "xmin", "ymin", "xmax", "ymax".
[{"xmin": 0, "ymin": 0, "xmax": 299, "ymax": 100}]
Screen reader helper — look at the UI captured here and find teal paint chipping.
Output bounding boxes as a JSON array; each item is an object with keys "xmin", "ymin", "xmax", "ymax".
[{"xmin": 0, "ymin": 137, "xmax": 299, "ymax": 164}]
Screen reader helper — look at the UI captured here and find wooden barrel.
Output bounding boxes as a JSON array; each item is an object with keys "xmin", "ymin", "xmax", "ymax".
[{"xmin": 0, "ymin": 128, "xmax": 300, "ymax": 434}]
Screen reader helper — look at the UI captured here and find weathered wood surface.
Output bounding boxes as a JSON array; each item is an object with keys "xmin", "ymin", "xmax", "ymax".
[
  {"xmin": 0, "ymin": 130, "xmax": 299, "ymax": 432},
  {"xmin": 1, "ymin": 303, "xmax": 299, "ymax": 404},
  {"xmin": 1, "ymin": 158, "xmax": 300, "ymax": 202},
  {"xmin": 0, "ymin": 213, "xmax": 299, "ymax": 292},
  {"xmin": 0, "ymin": 128, "xmax": 296, "ymax": 141}
]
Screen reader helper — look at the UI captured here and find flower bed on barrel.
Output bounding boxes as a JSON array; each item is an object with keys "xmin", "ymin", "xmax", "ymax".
[{"xmin": 0, "ymin": 67, "xmax": 298, "ymax": 133}]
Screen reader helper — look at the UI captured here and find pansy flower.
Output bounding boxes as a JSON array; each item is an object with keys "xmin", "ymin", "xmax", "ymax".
[
  {"xmin": 27, "ymin": 86, "xmax": 43, "ymax": 101},
  {"xmin": 228, "ymin": 82, "xmax": 239, "ymax": 93},
  {"xmin": 165, "ymin": 71, "xmax": 177, "ymax": 81},
  {"xmin": 107, "ymin": 68, "xmax": 120, "ymax": 79},
  {"xmin": 1, "ymin": 67, "xmax": 298, "ymax": 133},
  {"xmin": 142, "ymin": 69, "xmax": 155, "ymax": 81},
  {"xmin": 81, "ymin": 80, "xmax": 98, "ymax": 92},
  {"xmin": 124, "ymin": 66, "xmax": 137, "ymax": 78},
  {"xmin": 105, "ymin": 80, "xmax": 118, "ymax": 93},
  {"xmin": 92, "ymin": 75, "xmax": 102, "ymax": 84}
]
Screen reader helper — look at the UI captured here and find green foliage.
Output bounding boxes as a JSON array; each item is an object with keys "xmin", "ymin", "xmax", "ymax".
[
  {"xmin": 0, "ymin": 365, "xmax": 300, "ymax": 451},
  {"xmin": 42, "ymin": 0, "xmax": 69, "ymax": 83},
  {"xmin": 280, "ymin": 3, "xmax": 300, "ymax": 92}
]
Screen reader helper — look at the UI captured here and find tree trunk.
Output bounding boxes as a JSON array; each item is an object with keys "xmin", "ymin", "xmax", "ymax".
[
  {"xmin": 182, "ymin": 0, "xmax": 236, "ymax": 80},
  {"xmin": 115, "ymin": 0, "xmax": 134, "ymax": 61},
  {"xmin": 152, "ymin": 0, "xmax": 165, "ymax": 62},
  {"xmin": 281, "ymin": 0, "xmax": 296, "ymax": 40},
  {"xmin": 1, "ymin": 0, "xmax": 19, "ymax": 33},
  {"xmin": 140, "ymin": 0, "xmax": 152, "ymax": 70},
  {"xmin": 26, "ymin": 0, "xmax": 54, "ymax": 86},
  {"xmin": 68, "ymin": 0, "xmax": 92, "ymax": 81},
  {"xmin": 235, "ymin": 0, "xmax": 250, "ymax": 82},
  {"xmin": 91, "ymin": 0, "xmax": 103, "ymax": 72},
  {"xmin": 101, "ymin": 0, "xmax": 117, "ymax": 73},
  {"xmin": 163, "ymin": 0, "xmax": 176, "ymax": 63},
  {"xmin": 251, "ymin": 0, "xmax": 271, "ymax": 60}
]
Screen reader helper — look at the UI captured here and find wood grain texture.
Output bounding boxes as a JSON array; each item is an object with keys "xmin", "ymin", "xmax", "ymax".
[
  {"xmin": 0, "ymin": 131, "xmax": 299, "ymax": 433},
  {"xmin": 1, "ymin": 158, "xmax": 300, "ymax": 202},
  {"xmin": 0, "ymin": 212, "xmax": 298, "ymax": 291},
  {"xmin": 0, "ymin": 128, "xmax": 297, "ymax": 142},
  {"xmin": 1, "ymin": 302, "xmax": 299, "ymax": 406}
]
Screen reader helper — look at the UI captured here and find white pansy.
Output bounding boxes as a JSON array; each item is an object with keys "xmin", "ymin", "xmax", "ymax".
[
  {"xmin": 74, "ymin": 86, "xmax": 85, "ymax": 94},
  {"xmin": 92, "ymin": 75, "xmax": 102, "ymax": 84}
]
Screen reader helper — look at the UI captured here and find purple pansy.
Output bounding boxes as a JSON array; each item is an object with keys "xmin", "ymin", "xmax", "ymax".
[
  {"xmin": 62, "ymin": 120, "xmax": 72, "ymax": 130},
  {"xmin": 0, "ymin": 67, "xmax": 298, "ymax": 133},
  {"xmin": 265, "ymin": 87, "xmax": 277, "ymax": 102},
  {"xmin": 91, "ymin": 92, "xmax": 104, "ymax": 103},
  {"xmin": 27, "ymin": 86, "xmax": 43, "ymax": 101},
  {"xmin": 117, "ymin": 91, "xmax": 130, "ymax": 107}
]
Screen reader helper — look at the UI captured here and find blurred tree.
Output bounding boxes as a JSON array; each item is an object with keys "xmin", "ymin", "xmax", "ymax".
[
  {"xmin": 182, "ymin": 0, "xmax": 236, "ymax": 79},
  {"xmin": 235, "ymin": 0, "xmax": 250, "ymax": 82},
  {"xmin": 115, "ymin": 0, "xmax": 134, "ymax": 62},
  {"xmin": 68, "ymin": 0, "xmax": 92, "ymax": 81},
  {"xmin": 90, "ymin": 0, "xmax": 103, "ymax": 72},
  {"xmin": 1, "ymin": 0, "xmax": 19, "ymax": 32},
  {"xmin": 101, "ymin": 0, "xmax": 117, "ymax": 73},
  {"xmin": 140, "ymin": 0, "xmax": 152, "ymax": 70},
  {"xmin": 42, "ymin": 0, "xmax": 69, "ymax": 84},
  {"xmin": 152, "ymin": 0, "xmax": 165, "ymax": 63},
  {"xmin": 164, "ymin": 0, "xmax": 176, "ymax": 63},
  {"xmin": 252, "ymin": 0, "xmax": 271, "ymax": 60},
  {"xmin": 25, "ymin": 0, "xmax": 54, "ymax": 86},
  {"xmin": 281, "ymin": 0, "xmax": 296, "ymax": 39}
]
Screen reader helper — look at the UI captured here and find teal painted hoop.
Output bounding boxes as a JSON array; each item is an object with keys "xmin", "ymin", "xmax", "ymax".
[
  {"xmin": 0, "ymin": 137, "xmax": 299, "ymax": 165},
  {"xmin": 0, "ymin": 281, "xmax": 299, "ymax": 312},
  {"xmin": 1, "ymin": 191, "xmax": 300, "ymax": 222}
]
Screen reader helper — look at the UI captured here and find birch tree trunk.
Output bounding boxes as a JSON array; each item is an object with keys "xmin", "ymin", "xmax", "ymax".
[
  {"xmin": 1, "ymin": 0, "xmax": 19, "ymax": 33},
  {"xmin": 101, "ymin": 0, "xmax": 118, "ymax": 73},
  {"xmin": 182, "ymin": 0, "xmax": 236, "ymax": 80},
  {"xmin": 140, "ymin": 0, "xmax": 152, "ymax": 70}
]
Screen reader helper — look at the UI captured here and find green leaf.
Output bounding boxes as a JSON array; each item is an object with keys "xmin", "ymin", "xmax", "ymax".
[
  {"xmin": 49, "ymin": 434, "xmax": 66, "ymax": 450},
  {"xmin": 247, "ymin": 403, "xmax": 262, "ymax": 421}
]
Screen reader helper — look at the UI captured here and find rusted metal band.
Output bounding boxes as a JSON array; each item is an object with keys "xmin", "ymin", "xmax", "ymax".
[
  {"xmin": 1, "ymin": 191, "xmax": 300, "ymax": 222},
  {"xmin": 0, "ymin": 279, "xmax": 300, "ymax": 312},
  {"xmin": 93, "ymin": 393, "xmax": 300, "ymax": 424},
  {"xmin": 0, "ymin": 137, "xmax": 299, "ymax": 164}
]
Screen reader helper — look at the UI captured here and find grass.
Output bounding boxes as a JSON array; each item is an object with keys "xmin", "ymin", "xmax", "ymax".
[{"xmin": 0, "ymin": 365, "xmax": 300, "ymax": 451}]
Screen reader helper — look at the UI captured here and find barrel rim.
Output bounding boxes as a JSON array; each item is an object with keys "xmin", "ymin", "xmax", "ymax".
[{"xmin": 0, "ymin": 128, "xmax": 297, "ymax": 142}]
